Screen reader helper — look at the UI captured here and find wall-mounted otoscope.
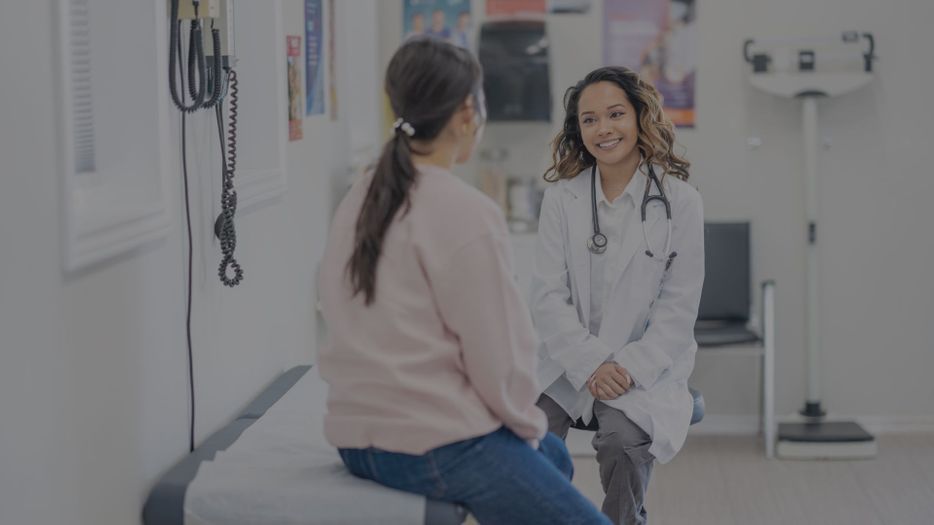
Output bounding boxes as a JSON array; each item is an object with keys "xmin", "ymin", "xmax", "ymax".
[
  {"xmin": 169, "ymin": 0, "xmax": 243, "ymax": 288},
  {"xmin": 168, "ymin": 0, "xmax": 244, "ymax": 454}
]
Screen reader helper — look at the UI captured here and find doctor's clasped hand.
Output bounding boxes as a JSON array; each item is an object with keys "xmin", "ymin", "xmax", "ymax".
[{"xmin": 588, "ymin": 362, "xmax": 635, "ymax": 401}]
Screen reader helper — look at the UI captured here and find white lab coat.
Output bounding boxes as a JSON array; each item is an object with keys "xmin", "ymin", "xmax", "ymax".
[{"xmin": 530, "ymin": 167, "xmax": 704, "ymax": 464}]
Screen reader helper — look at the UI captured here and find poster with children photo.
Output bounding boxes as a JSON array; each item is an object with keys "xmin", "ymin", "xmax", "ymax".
[{"xmin": 403, "ymin": 0, "xmax": 473, "ymax": 50}]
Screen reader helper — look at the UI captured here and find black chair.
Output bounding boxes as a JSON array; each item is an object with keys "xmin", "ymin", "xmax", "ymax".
[{"xmin": 694, "ymin": 222, "xmax": 776, "ymax": 458}]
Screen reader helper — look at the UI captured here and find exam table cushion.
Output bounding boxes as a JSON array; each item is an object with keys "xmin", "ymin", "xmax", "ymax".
[{"xmin": 142, "ymin": 365, "xmax": 466, "ymax": 525}]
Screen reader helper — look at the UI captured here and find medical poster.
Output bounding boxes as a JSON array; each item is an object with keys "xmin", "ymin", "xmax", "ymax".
[
  {"xmin": 328, "ymin": 0, "xmax": 337, "ymax": 121},
  {"xmin": 287, "ymin": 36, "xmax": 303, "ymax": 141},
  {"xmin": 486, "ymin": 0, "xmax": 545, "ymax": 17},
  {"xmin": 305, "ymin": 0, "xmax": 325, "ymax": 116},
  {"xmin": 603, "ymin": 0, "xmax": 696, "ymax": 128},
  {"xmin": 403, "ymin": 0, "xmax": 473, "ymax": 50}
]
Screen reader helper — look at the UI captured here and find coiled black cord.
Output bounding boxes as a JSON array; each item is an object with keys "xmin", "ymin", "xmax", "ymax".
[{"xmin": 215, "ymin": 69, "xmax": 243, "ymax": 287}]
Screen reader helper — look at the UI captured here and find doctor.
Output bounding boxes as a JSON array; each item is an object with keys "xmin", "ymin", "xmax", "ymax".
[{"xmin": 531, "ymin": 66, "xmax": 704, "ymax": 525}]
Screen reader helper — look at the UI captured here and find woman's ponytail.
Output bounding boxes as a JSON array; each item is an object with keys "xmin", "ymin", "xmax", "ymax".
[
  {"xmin": 347, "ymin": 131, "xmax": 418, "ymax": 305},
  {"xmin": 346, "ymin": 37, "xmax": 481, "ymax": 305}
]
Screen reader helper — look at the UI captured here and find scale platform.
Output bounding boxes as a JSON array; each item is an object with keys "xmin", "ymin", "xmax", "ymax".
[{"xmin": 777, "ymin": 421, "xmax": 877, "ymax": 459}]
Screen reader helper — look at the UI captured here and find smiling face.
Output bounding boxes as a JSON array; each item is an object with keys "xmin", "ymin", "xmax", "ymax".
[{"xmin": 577, "ymin": 81, "xmax": 641, "ymax": 172}]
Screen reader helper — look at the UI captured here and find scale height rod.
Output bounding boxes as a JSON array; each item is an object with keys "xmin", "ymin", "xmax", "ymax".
[{"xmin": 801, "ymin": 95, "xmax": 824, "ymax": 417}]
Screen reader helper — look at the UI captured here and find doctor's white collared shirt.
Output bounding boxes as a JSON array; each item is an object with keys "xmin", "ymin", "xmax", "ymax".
[{"xmin": 542, "ymin": 167, "xmax": 644, "ymax": 420}]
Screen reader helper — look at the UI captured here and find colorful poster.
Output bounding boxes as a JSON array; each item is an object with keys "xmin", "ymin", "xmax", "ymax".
[
  {"xmin": 486, "ymin": 0, "xmax": 545, "ymax": 17},
  {"xmin": 305, "ymin": 0, "xmax": 324, "ymax": 116},
  {"xmin": 603, "ymin": 0, "xmax": 696, "ymax": 128},
  {"xmin": 327, "ymin": 0, "xmax": 337, "ymax": 121},
  {"xmin": 287, "ymin": 36, "xmax": 303, "ymax": 141},
  {"xmin": 403, "ymin": 0, "xmax": 473, "ymax": 50}
]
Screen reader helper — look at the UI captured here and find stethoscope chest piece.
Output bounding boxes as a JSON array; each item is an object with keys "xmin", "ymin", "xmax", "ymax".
[{"xmin": 588, "ymin": 232, "xmax": 608, "ymax": 254}]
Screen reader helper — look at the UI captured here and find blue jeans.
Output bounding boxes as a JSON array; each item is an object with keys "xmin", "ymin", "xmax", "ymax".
[{"xmin": 339, "ymin": 427, "xmax": 611, "ymax": 525}]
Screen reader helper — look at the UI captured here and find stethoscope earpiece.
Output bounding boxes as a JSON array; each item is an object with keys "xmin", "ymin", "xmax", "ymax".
[{"xmin": 665, "ymin": 251, "xmax": 678, "ymax": 271}]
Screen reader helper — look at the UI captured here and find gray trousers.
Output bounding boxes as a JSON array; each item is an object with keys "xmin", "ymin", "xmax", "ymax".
[{"xmin": 537, "ymin": 394, "xmax": 654, "ymax": 525}]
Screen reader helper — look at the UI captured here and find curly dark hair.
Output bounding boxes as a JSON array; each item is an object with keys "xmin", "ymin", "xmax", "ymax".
[{"xmin": 544, "ymin": 66, "xmax": 690, "ymax": 183}]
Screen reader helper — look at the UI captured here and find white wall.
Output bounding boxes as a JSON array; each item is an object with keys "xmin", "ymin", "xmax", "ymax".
[
  {"xmin": 0, "ymin": 1, "xmax": 373, "ymax": 523},
  {"xmin": 377, "ymin": 0, "xmax": 934, "ymax": 426},
  {"xmin": 1, "ymin": 2, "xmax": 931, "ymax": 522}
]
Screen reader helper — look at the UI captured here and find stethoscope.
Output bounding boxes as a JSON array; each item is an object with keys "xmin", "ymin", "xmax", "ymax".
[{"xmin": 587, "ymin": 164, "xmax": 678, "ymax": 270}]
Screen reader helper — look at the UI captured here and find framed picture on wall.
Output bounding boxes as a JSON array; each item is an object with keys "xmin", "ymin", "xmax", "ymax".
[{"xmin": 56, "ymin": 0, "xmax": 172, "ymax": 272}]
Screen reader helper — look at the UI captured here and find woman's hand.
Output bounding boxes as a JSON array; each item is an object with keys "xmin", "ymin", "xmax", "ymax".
[{"xmin": 588, "ymin": 363, "xmax": 634, "ymax": 401}]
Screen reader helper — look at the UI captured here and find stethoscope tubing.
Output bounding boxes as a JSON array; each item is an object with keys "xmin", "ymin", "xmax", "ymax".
[{"xmin": 588, "ymin": 164, "xmax": 676, "ymax": 268}]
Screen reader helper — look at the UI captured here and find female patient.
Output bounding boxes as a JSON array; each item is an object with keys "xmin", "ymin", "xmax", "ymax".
[
  {"xmin": 532, "ymin": 66, "xmax": 705, "ymax": 525},
  {"xmin": 317, "ymin": 38, "xmax": 610, "ymax": 525}
]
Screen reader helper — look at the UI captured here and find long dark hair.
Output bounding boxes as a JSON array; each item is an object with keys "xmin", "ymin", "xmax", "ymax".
[
  {"xmin": 348, "ymin": 37, "xmax": 482, "ymax": 305},
  {"xmin": 544, "ymin": 66, "xmax": 690, "ymax": 183}
]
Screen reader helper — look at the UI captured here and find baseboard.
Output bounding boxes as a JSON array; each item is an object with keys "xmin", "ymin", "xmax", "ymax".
[
  {"xmin": 689, "ymin": 414, "xmax": 761, "ymax": 435},
  {"xmin": 839, "ymin": 415, "xmax": 934, "ymax": 434}
]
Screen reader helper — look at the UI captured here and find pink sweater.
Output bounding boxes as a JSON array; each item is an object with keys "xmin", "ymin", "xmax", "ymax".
[{"xmin": 317, "ymin": 164, "xmax": 546, "ymax": 454}]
